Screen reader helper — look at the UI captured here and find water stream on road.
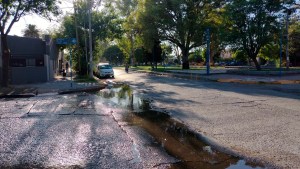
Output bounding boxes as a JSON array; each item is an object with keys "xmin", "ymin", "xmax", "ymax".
[{"xmin": 96, "ymin": 84, "xmax": 264, "ymax": 169}]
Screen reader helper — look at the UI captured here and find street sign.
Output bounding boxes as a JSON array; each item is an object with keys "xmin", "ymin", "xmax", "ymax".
[{"xmin": 56, "ymin": 38, "xmax": 77, "ymax": 45}]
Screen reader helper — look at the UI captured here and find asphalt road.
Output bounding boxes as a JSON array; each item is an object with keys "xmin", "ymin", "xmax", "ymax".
[{"xmin": 113, "ymin": 69, "xmax": 300, "ymax": 169}]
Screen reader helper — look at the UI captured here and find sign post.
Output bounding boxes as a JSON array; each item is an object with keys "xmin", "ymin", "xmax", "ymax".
[
  {"xmin": 279, "ymin": 26, "xmax": 283, "ymax": 76},
  {"xmin": 56, "ymin": 38, "xmax": 77, "ymax": 87}
]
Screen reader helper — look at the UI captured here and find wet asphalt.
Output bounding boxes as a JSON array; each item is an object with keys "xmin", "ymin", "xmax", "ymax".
[{"xmin": 113, "ymin": 69, "xmax": 300, "ymax": 169}]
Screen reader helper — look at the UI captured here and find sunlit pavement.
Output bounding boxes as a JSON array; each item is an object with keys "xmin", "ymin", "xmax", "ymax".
[{"xmin": 0, "ymin": 92, "xmax": 177, "ymax": 168}]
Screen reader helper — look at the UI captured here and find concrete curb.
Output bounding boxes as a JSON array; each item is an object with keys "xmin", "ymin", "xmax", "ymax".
[
  {"xmin": 132, "ymin": 69, "xmax": 300, "ymax": 85},
  {"xmin": 216, "ymin": 78, "xmax": 300, "ymax": 85},
  {"xmin": 0, "ymin": 93, "xmax": 36, "ymax": 99},
  {"xmin": 58, "ymin": 85, "xmax": 107, "ymax": 94}
]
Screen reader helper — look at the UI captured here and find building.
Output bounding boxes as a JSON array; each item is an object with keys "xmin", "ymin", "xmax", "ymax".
[{"xmin": 0, "ymin": 35, "xmax": 59, "ymax": 84}]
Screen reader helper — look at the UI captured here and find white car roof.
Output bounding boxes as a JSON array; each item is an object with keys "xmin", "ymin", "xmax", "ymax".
[{"xmin": 97, "ymin": 63, "xmax": 110, "ymax": 66}]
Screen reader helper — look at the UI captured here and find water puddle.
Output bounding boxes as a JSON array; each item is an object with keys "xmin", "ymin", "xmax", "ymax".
[{"xmin": 96, "ymin": 84, "xmax": 264, "ymax": 169}]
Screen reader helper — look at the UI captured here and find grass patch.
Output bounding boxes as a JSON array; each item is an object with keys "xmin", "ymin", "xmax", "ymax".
[
  {"xmin": 132, "ymin": 65, "xmax": 226, "ymax": 72},
  {"xmin": 74, "ymin": 75, "xmax": 97, "ymax": 83},
  {"xmin": 133, "ymin": 65, "xmax": 200, "ymax": 72}
]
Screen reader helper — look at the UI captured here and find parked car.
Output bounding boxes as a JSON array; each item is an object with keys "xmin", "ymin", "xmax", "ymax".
[{"xmin": 96, "ymin": 63, "xmax": 114, "ymax": 78}]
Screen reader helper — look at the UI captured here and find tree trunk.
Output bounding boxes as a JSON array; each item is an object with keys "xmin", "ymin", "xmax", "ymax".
[
  {"xmin": 1, "ymin": 34, "xmax": 10, "ymax": 87},
  {"xmin": 181, "ymin": 48, "xmax": 190, "ymax": 69},
  {"xmin": 251, "ymin": 56, "xmax": 261, "ymax": 70}
]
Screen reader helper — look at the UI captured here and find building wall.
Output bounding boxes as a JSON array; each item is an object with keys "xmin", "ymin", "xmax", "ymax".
[
  {"xmin": 3, "ymin": 35, "xmax": 59, "ymax": 84},
  {"xmin": 0, "ymin": 68, "xmax": 2, "ymax": 84},
  {"xmin": 0, "ymin": 37, "xmax": 2, "ymax": 84},
  {"xmin": 11, "ymin": 67, "xmax": 47, "ymax": 84},
  {"xmin": 0, "ymin": 35, "xmax": 59, "ymax": 85},
  {"xmin": 45, "ymin": 35, "xmax": 59, "ymax": 80},
  {"xmin": 7, "ymin": 36, "xmax": 47, "ymax": 84}
]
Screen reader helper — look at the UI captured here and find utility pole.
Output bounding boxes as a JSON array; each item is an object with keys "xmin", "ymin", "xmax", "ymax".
[
  {"xmin": 286, "ymin": 9, "xmax": 291, "ymax": 70},
  {"xmin": 73, "ymin": 1, "xmax": 81, "ymax": 73},
  {"xmin": 206, "ymin": 28, "xmax": 210, "ymax": 75},
  {"xmin": 88, "ymin": 0, "xmax": 93, "ymax": 78},
  {"xmin": 84, "ymin": 22, "xmax": 88, "ymax": 75},
  {"xmin": 280, "ymin": 23, "xmax": 283, "ymax": 76}
]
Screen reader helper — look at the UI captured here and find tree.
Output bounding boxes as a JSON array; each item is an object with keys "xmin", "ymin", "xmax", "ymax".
[
  {"xmin": 114, "ymin": 0, "xmax": 139, "ymax": 66},
  {"xmin": 22, "ymin": 24, "xmax": 40, "ymax": 38},
  {"xmin": 0, "ymin": 0, "xmax": 60, "ymax": 86},
  {"xmin": 57, "ymin": 1, "xmax": 123, "ymax": 75},
  {"xmin": 102, "ymin": 45, "xmax": 125, "ymax": 65},
  {"xmin": 258, "ymin": 43, "xmax": 280, "ymax": 62},
  {"xmin": 223, "ymin": 0, "xmax": 295, "ymax": 70},
  {"xmin": 233, "ymin": 49, "xmax": 248, "ymax": 65},
  {"xmin": 138, "ymin": 0, "xmax": 213, "ymax": 69},
  {"xmin": 289, "ymin": 21, "xmax": 300, "ymax": 66}
]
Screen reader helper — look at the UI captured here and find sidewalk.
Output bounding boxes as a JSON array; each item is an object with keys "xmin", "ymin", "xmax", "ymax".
[
  {"xmin": 0, "ymin": 75, "xmax": 106, "ymax": 98},
  {"xmin": 163, "ymin": 69, "xmax": 300, "ymax": 85}
]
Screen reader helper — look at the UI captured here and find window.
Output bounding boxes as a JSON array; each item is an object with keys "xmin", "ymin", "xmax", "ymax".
[
  {"xmin": 10, "ymin": 58, "xmax": 44, "ymax": 67},
  {"xmin": 99, "ymin": 65, "xmax": 112, "ymax": 69},
  {"xmin": 26, "ymin": 59, "xmax": 36, "ymax": 67},
  {"xmin": 10, "ymin": 59, "xmax": 26, "ymax": 67}
]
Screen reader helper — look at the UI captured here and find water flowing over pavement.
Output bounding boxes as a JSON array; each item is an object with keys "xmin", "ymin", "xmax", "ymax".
[
  {"xmin": 0, "ymin": 79, "xmax": 266, "ymax": 168},
  {"xmin": 1, "ymin": 69, "xmax": 299, "ymax": 168},
  {"xmin": 113, "ymin": 69, "xmax": 300, "ymax": 169},
  {"xmin": 0, "ymin": 92, "xmax": 178, "ymax": 168}
]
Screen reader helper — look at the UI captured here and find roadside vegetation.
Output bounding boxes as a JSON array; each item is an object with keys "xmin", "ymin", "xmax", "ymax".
[
  {"xmin": 74, "ymin": 75, "xmax": 98, "ymax": 83},
  {"xmin": 1, "ymin": 0, "xmax": 300, "ymax": 87}
]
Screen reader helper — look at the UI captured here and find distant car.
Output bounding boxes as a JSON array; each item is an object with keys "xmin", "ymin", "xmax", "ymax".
[{"xmin": 96, "ymin": 63, "xmax": 114, "ymax": 78}]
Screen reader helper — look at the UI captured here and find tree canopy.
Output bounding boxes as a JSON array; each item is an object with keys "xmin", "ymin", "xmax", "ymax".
[
  {"xmin": 223, "ymin": 0, "xmax": 296, "ymax": 70},
  {"xmin": 22, "ymin": 24, "xmax": 40, "ymax": 38},
  {"xmin": 2, "ymin": 0, "xmax": 299, "ymax": 87}
]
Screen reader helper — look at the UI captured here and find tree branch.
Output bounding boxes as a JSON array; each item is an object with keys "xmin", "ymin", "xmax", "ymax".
[{"xmin": 5, "ymin": 1, "xmax": 23, "ymax": 35}]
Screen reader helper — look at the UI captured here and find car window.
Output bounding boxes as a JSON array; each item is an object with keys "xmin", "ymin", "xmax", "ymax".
[{"xmin": 99, "ymin": 65, "xmax": 112, "ymax": 69}]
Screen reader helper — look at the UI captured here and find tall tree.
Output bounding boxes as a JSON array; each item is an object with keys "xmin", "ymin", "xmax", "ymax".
[
  {"xmin": 102, "ymin": 45, "xmax": 125, "ymax": 65},
  {"xmin": 114, "ymin": 0, "xmax": 139, "ymax": 66},
  {"xmin": 0, "ymin": 0, "xmax": 60, "ymax": 86},
  {"xmin": 57, "ymin": 1, "xmax": 122, "ymax": 75},
  {"xmin": 223, "ymin": 0, "xmax": 295, "ymax": 70},
  {"xmin": 138, "ymin": 0, "xmax": 212, "ymax": 69},
  {"xmin": 22, "ymin": 24, "xmax": 40, "ymax": 38},
  {"xmin": 289, "ymin": 21, "xmax": 300, "ymax": 66}
]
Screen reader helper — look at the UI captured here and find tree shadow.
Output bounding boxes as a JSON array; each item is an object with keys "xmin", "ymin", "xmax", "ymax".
[
  {"xmin": 0, "ymin": 94, "xmax": 137, "ymax": 168},
  {"xmin": 141, "ymin": 74, "xmax": 300, "ymax": 100}
]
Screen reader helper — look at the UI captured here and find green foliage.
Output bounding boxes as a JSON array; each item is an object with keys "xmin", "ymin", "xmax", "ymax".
[
  {"xmin": 233, "ymin": 50, "xmax": 248, "ymax": 63},
  {"xmin": 102, "ymin": 45, "xmax": 125, "ymax": 65},
  {"xmin": 117, "ymin": 36, "xmax": 131, "ymax": 61},
  {"xmin": 201, "ymin": 48, "xmax": 207, "ymax": 62},
  {"xmin": 134, "ymin": 48, "xmax": 144, "ymax": 65},
  {"xmin": 0, "ymin": 0, "xmax": 60, "ymax": 35},
  {"xmin": 258, "ymin": 43, "xmax": 280, "ymax": 61},
  {"xmin": 74, "ymin": 75, "xmax": 97, "ymax": 83},
  {"xmin": 289, "ymin": 21, "xmax": 300, "ymax": 66},
  {"xmin": 56, "ymin": 1, "xmax": 123, "ymax": 75},
  {"xmin": 189, "ymin": 50, "xmax": 204, "ymax": 63},
  {"xmin": 137, "ymin": 0, "xmax": 214, "ymax": 69},
  {"xmin": 223, "ymin": 0, "xmax": 295, "ymax": 70},
  {"xmin": 22, "ymin": 24, "xmax": 40, "ymax": 38}
]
